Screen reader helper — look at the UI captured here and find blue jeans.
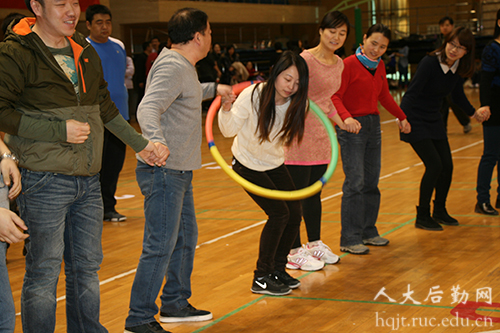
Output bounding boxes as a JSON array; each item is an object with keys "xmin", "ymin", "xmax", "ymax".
[
  {"xmin": 0, "ymin": 242, "xmax": 15, "ymax": 333},
  {"xmin": 0, "ymin": 175, "xmax": 15, "ymax": 333},
  {"xmin": 476, "ymin": 126, "xmax": 500, "ymax": 204},
  {"xmin": 337, "ymin": 115, "xmax": 381, "ymax": 246},
  {"xmin": 17, "ymin": 170, "xmax": 107, "ymax": 333},
  {"xmin": 126, "ymin": 163, "xmax": 197, "ymax": 327}
]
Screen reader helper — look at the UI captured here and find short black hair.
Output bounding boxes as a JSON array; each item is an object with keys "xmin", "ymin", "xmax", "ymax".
[
  {"xmin": 168, "ymin": 8, "xmax": 208, "ymax": 45},
  {"xmin": 365, "ymin": 23, "xmax": 392, "ymax": 42},
  {"xmin": 2, "ymin": 12, "xmax": 26, "ymax": 34},
  {"xmin": 439, "ymin": 16, "xmax": 454, "ymax": 26},
  {"xmin": 142, "ymin": 41, "xmax": 151, "ymax": 51},
  {"xmin": 320, "ymin": 11, "xmax": 350, "ymax": 37},
  {"xmin": 86, "ymin": 4, "xmax": 112, "ymax": 23},
  {"xmin": 24, "ymin": 0, "xmax": 44, "ymax": 15}
]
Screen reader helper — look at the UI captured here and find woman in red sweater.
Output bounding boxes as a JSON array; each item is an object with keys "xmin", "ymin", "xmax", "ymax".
[{"xmin": 332, "ymin": 23, "xmax": 411, "ymax": 254}]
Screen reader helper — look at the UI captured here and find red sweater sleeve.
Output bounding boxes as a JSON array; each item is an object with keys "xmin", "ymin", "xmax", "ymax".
[
  {"xmin": 331, "ymin": 58, "xmax": 352, "ymax": 121},
  {"xmin": 377, "ymin": 65, "xmax": 407, "ymax": 120}
]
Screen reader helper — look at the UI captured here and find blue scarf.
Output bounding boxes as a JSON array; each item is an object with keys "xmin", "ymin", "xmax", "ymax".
[{"xmin": 355, "ymin": 46, "xmax": 381, "ymax": 70}]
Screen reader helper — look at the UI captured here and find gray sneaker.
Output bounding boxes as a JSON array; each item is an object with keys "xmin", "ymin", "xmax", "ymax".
[
  {"xmin": 340, "ymin": 244, "xmax": 370, "ymax": 254},
  {"xmin": 363, "ymin": 236, "xmax": 389, "ymax": 246}
]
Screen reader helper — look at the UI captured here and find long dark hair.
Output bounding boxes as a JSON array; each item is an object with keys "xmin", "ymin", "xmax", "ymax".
[
  {"xmin": 494, "ymin": 9, "xmax": 500, "ymax": 39},
  {"xmin": 252, "ymin": 50, "xmax": 309, "ymax": 146},
  {"xmin": 430, "ymin": 26, "xmax": 475, "ymax": 77}
]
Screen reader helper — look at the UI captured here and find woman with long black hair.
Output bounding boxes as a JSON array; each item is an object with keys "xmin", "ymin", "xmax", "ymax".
[{"xmin": 219, "ymin": 51, "xmax": 309, "ymax": 296}]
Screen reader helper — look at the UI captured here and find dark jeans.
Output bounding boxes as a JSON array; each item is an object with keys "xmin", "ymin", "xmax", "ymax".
[
  {"xmin": 100, "ymin": 128, "xmax": 126, "ymax": 214},
  {"xmin": 232, "ymin": 159, "xmax": 301, "ymax": 277},
  {"xmin": 337, "ymin": 114, "xmax": 381, "ymax": 247},
  {"xmin": 476, "ymin": 126, "xmax": 500, "ymax": 204},
  {"xmin": 410, "ymin": 138, "xmax": 453, "ymax": 208},
  {"xmin": 440, "ymin": 94, "xmax": 471, "ymax": 130},
  {"xmin": 18, "ymin": 171, "xmax": 106, "ymax": 333},
  {"xmin": 286, "ymin": 164, "xmax": 327, "ymax": 248}
]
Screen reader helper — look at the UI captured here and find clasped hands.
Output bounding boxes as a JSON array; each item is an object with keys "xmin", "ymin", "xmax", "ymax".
[
  {"xmin": 473, "ymin": 106, "xmax": 491, "ymax": 123},
  {"xmin": 66, "ymin": 119, "xmax": 170, "ymax": 167}
]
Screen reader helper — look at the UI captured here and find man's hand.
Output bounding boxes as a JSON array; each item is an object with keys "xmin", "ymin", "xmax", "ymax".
[
  {"xmin": 217, "ymin": 84, "xmax": 234, "ymax": 100},
  {"xmin": 66, "ymin": 119, "xmax": 90, "ymax": 144},
  {"xmin": 138, "ymin": 141, "xmax": 169, "ymax": 166},
  {"xmin": 153, "ymin": 142, "xmax": 170, "ymax": 166},
  {"xmin": 0, "ymin": 208, "xmax": 28, "ymax": 244},
  {"xmin": 0, "ymin": 158, "xmax": 21, "ymax": 199}
]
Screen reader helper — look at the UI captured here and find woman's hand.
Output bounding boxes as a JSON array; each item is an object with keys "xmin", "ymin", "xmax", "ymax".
[
  {"xmin": 0, "ymin": 157, "xmax": 21, "ymax": 199},
  {"xmin": 221, "ymin": 93, "xmax": 236, "ymax": 112},
  {"xmin": 474, "ymin": 106, "xmax": 491, "ymax": 123},
  {"xmin": 344, "ymin": 117, "xmax": 362, "ymax": 134},
  {"xmin": 398, "ymin": 119, "xmax": 411, "ymax": 134}
]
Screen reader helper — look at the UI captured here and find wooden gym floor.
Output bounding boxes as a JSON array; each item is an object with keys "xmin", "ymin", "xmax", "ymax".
[{"xmin": 6, "ymin": 87, "xmax": 500, "ymax": 333}]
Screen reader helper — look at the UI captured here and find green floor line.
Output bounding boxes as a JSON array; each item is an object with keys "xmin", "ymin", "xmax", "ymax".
[
  {"xmin": 193, "ymin": 218, "xmax": 416, "ymax": 332},
  {"xmin": 192, "ymin": 296, "xmax": 266, "ymax": 333}
]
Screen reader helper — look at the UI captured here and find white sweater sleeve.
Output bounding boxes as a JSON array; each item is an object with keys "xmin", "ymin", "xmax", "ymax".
[{"xmin": 217, "ymin": 86, "xmax": 254, "ymax": 138}]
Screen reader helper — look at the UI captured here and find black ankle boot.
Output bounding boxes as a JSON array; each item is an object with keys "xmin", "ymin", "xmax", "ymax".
[
  {"xmin": 432, "ymin": 201, "xmax": 459, "ymax": 226},
  {"xmin": 416, "ymin": 206, "xmax": 443, "ymax": 231}
]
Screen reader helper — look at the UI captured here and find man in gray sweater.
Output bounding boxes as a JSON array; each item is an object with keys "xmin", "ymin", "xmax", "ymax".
[{"xmin": 124, "ymin": 8, "xmax": 233, "ymax": 333}]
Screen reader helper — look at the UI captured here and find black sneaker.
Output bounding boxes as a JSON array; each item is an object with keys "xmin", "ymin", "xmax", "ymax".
[
  {"xmin": 104, "ymin": 211, "xmax": 127, "ymax": 222},
  {"xmin": 124, "ymin": 321, "xmax": 171, "ymax": 333},
  {"xmin": 475, "ymin": 202, "xmax": 499, "ymax": 216},
  {"xmin": 251, "ymin": 273, "xmax": 292, "ymax": 295},
  {"xmin": 159, "ymin": 304, "xmax": 212, "ymax": 323},
  {"xmin": 274, "ymin": 270, "xmax": 301, "ymax": 289}
]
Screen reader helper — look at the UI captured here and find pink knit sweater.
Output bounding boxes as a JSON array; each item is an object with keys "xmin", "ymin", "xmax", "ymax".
[{"xmin": 284, "ymin": 50, "xmax": 343, "ymax": 165}]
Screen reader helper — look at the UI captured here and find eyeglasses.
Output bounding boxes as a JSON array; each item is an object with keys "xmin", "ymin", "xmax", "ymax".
[{"xmin": 449, "ymin": 41, "xmax": 467, "ymax": 52}]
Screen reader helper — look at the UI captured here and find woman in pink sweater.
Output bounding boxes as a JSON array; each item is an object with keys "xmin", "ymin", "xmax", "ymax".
[
  {"xmin": 332, "ymin": 23, "xmax": 411, "ymax": 255},
  {"xmin": 284, "ymin": 11, "xmax": 359, "ymax": 271}
]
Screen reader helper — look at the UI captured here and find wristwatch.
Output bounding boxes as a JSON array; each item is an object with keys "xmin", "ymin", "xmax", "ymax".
[{"xmin": 0, "ymin": 152, "xmax": 19, "ymax": 165}]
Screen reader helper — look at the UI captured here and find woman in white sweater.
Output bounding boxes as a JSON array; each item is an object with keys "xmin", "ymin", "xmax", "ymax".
[{"xmin": 219, "ymin": 51, "xmax": 309, "ymax": 296}]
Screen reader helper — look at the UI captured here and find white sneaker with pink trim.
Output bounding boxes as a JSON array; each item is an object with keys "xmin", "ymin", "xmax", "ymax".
[
  {"xmin": 304, "ymin": 240, "xmax": 340, "ymax": 264},
  {"xmin": 286, "ymin": 248, "xmax": 324, "ymax": 271}
]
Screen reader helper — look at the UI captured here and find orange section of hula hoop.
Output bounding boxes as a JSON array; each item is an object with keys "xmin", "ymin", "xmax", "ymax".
[{"xmin": 205, "ymin": 81, "xmax": 258, "ymax": 143}]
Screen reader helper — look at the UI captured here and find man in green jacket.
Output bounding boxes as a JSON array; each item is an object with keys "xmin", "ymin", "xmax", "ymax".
[{"xmin": 0, "ymin": 0, "xmax": 168, "ymax": 332}]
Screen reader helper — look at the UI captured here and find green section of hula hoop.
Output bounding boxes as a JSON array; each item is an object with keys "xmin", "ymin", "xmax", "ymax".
[
  {"xmin": 208, "ymin": 98, "xmax": 338, "ymax": 201},
  {"xmin": 308, "ymin": 99, "xmax": 338, "ymax": 184}
]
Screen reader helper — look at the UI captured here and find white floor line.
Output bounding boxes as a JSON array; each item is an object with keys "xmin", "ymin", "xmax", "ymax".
[
  {"xmin": 16, "ymin": 139, "xmax": 483, "ymax": 315},
  {"xmin": 202, "ymin": 161, "xmax": 217, "ymax": 168}
]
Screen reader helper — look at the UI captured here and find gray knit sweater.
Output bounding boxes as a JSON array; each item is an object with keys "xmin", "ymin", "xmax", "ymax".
[{"xmin": 137, "ymin": 49, "xmax": 216, "ymax": 170}]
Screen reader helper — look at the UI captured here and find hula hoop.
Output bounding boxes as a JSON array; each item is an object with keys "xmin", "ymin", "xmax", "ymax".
[{"xmin": 205, "ymin": 81, "xmax": 338, "ymax": 200}]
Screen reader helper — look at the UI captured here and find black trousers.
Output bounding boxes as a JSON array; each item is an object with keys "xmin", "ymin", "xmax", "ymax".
[
  {"xmin": 232, "ymin": 159, "xmax": 301, "ymax": 277},
  {"xmin": 286, "ymin": 164, "xmax": 327, "ymax": 248},
  {"xmin": 100, "ymin": 128, "xmax": 126, "ymax": 213},
  {"xmin": 410, "ymin": 138, "xmax": 453, "ymax": 208}
]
